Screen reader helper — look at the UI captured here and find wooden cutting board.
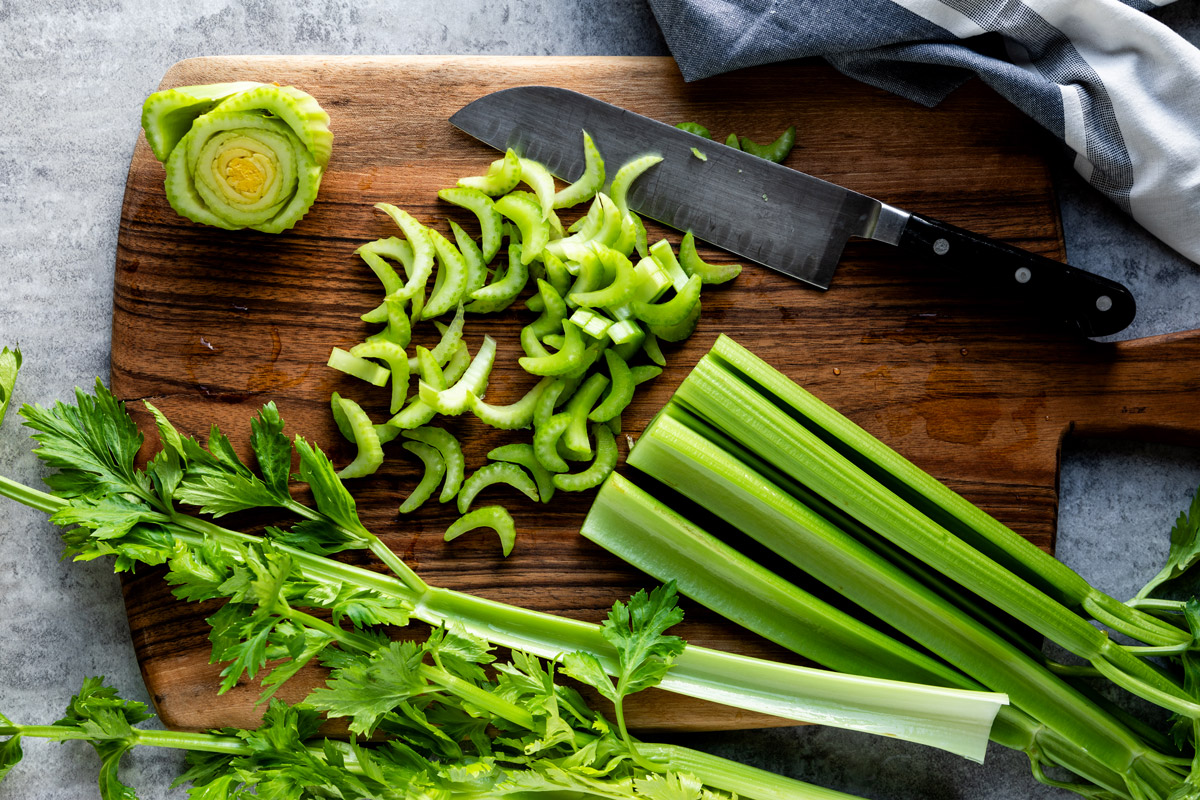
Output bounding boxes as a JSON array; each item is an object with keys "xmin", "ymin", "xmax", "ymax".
[{"xmin": 112, "ymin": 55, "xmax": 1200, "ymax": 734}]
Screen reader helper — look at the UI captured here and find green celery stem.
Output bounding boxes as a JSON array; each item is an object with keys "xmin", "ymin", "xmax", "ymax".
[
  {"xmin": 639, "ymin": 743, "xmax": 863, "ymax": 800},
  {"xmin": 0, "ymin": 473, "xmax": 67, "ymax": 514},
  {"xmin": 675, "ymin": 355, "xmax": 1193, "ymax": 712}
]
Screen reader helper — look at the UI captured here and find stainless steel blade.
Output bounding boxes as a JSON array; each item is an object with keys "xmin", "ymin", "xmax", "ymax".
[{"xmin": 449, "ymin": 85, "xmax": 887, "ymax": 289}]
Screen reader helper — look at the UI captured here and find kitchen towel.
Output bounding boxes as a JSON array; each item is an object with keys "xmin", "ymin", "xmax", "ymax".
[{"xmin": 647, "ymin": 0, "xmax": 1200, "ymax": 268}]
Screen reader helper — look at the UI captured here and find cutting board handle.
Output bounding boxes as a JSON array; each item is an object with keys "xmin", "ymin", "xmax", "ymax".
[{"xmin": 1068, "ymin": 329, "xmax": 1200, "ymax": 445}]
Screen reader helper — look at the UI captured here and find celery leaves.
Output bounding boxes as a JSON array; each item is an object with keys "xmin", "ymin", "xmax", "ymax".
[
  {"xmin": 1136, "ymin": 485, "xmax": 1200, "ymax": 601},
  {"xmin": 0, "ymin": 345, "xmax": 20, "ymax": 429}
]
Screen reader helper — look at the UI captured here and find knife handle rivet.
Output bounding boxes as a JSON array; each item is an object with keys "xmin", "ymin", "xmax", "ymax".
[
  {"xmin": 1096, "ymin": 295, "xmax": 1113, "ymax": 312},
  {"xmin": 932, "ymin": 238, "xmax": 950, "ymax": 255},
  {"xmin": 1015, "ymin": 267, "xmax": 1032, "ymax": 284}
]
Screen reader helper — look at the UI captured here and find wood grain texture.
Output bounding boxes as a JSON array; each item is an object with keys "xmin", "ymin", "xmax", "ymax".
[{"xmin": 112, "ymin": 55, "xmax": 1200, "ymax": 734}]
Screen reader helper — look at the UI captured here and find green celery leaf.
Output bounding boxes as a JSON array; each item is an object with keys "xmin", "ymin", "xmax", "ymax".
[
  {"xmin": 142, "ymin": 401, "xmax": 185, "ymax": 459},
  {"xmin": 95, "ymin": 741, "xmax": 138, "ymax": 800},
  {"xmin": 21, "ymin": 380, "xmax": 148, "ymax": 501},
  {"xmin": 55, "ymin": 677, "xmax": 153, "ymax": 730},
  {"xmin": 0, "ymin": 732, "xmax": 23, "ymax": 783},
  {"xmin": 249, "ymin": 403, "xmax": 293, "ymax": 499},
  {"xmin": 560, "ymin": 651, "xmax": 620, "ymax": 705},
  {"xmin": 307, "ymin": 642, "xmax": 427, "ymax": 736},
  {"xmin": 50, "ymin": 494, "xmax": 159, "ymax": 542},
  {"xmin": 175, "ymin": 471, "xmax": 281, "ymax": 518},
  {"xmin": 425, "ymin": 626, "xmax": 494, "ymax": 683},
  {"xmin": 1138, "ymin": 484, "xmax": 1200, "ymax": 600},
  {"xmin": 294, "ymin": 437, "xmax": 371, "ymax": 540},
  {"xmin": 165, "ymin": 537, "xmax": 234, "ymax": 602},
  {"xmin": 0, "ymin": 345, "xmax": 22, "ymax": 429},
  {"xmin": 268, "ymin": 519, "xmax": 367, "ymax": 557},
  {"xmin": 602, "ymin": 581, "xmax": 685, "ymax": 696},
  {"xmin": 633, "ymin": 771, "xmax": 706, "ymax": 800}
]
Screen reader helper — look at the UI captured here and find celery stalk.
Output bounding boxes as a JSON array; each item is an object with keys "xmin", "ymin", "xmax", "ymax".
[
  {"xmin": 706, "ymin": 335, "xmax": 1186, "ymax": 649},
  {"xmin": 626, "ymin": 411, "xmax": 1164, "ymax": 772},
  {"xmin": 674, "ymin": 353, "xmax": 1198, "ymax": 718}
]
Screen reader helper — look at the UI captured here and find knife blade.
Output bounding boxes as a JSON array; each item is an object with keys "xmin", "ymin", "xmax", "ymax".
[{"xmin": 449, "ymin": 86, "xmax": 1135, "ymax": 337}]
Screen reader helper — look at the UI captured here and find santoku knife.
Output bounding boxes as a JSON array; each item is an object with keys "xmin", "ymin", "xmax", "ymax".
[{"xmin": 449, "ymin": 86, "xmax": 1135, "ymax": 337}]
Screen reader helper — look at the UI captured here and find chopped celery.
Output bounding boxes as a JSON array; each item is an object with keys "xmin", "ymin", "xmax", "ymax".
[
  {"xmin": 469, "ymin": 376, "xmax": 553, "ymax": 431},
  {"xmin": 375, "ymin": 204, "xmax": 435, "ymax": 298},
  {"xmin": 327, "ymin": 347, "xmax": 389, "ymax": 387},
  {"xmin": 680, "ymin": 231, "xmax": 741, "ymax": 284},
  {"xmin": 562, "ymin": 372, "xmax": 610, "ymax": 459},
  {"xmin": 348, "ymin": 339, "xmax": 409, "ymax": 414},
  {"xmin": 418, "ymin": 335, "xmax": 497, "ymax": 416},
  {"xmin": 607, "ymin": 319, "xmax": 643, "ymax": 347},
  {"xmin": 569, "ymin": 308, "xmax": 614, "ymax": 339},
  {"xmin": 439, "ymin": 186, "xmax": 505, "ymax": 262},
  {"xmin": 588, "ymin": 349, "xmax": 634, "ymax": 423},
  {"xmin": 631, "ymin": 274, "xmax": 702, "ymax": 327},
  {"xmin": 533, "ymin": 412, "xmax": 572, "ymax": 473},
  {"xmin": 424, "ymin": 229, "xmax": 470, "ymax": 319},
  {"xmin": 552, "ymin": 423, "xmax": 617, "ymax": 492},
  {"xmin": 516, "ymin": 157, "xmax": 556, "ymax": 220},
  {"xmin": 332, "ymin": 396, "xmax": 384, "ymax": 479},
  {"xmin": 458, "ymin": 148, "xmax": 521, "ymax": 196},
  {"xmin": 398, "ymin": 440, "xmax": 446, "ymax": 513},
  {"xmin": 466, "ymin": 242, "xmax": 528, "ymax": 313},
  {"xmin": 448, "ymin": 219, "xmax": 490, "ymax": 296},
  {"xmin": 488, "ymin": 442, "xmax": 556, "ymax": 503},
  {"xmin": 553, "ymin": 131, "xmax": 606, "ymax": 208},
  {"xmin": 402, "ymin": 426, "xmax": 465, "ymax": 504},
  {"xmin": 649, "ymin": 238, "xmax": 691, "ymax": 291},
  {"xmin": 519, "ymin": 319, "xmax": 586, "ymax": 377},
  {"xmin": 457, "ymin": 462, "xmax": 540, "ymax": 514},
  {"xmin": 445, "ymin": 505, "xmax": 518, "ymax": 556},
  {"xmin": 610, "ymin": 155, "xmax": 663, "ymax": 216},
  {"xmin": 739, "ymin": 125, "xmax": 797, "ymax": 163},
  {"xmin": 494, "ymin": 192, "xmax": 549, "ymax": 264}
]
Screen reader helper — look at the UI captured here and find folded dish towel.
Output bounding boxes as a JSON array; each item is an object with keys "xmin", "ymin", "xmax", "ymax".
[{"xmin": 648, "ymin": 0, "xmax": 1200, "ymax": 267}]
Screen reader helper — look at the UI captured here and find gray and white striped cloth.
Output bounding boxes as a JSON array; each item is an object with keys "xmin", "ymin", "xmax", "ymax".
[{"xmin": 647, "ymin": 0, "xmax": 1200, "ymax": 266}]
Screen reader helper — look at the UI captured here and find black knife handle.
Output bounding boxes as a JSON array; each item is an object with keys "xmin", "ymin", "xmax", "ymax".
[{"xmin": 897, "ymin": 213, "xmax": 1136, "ymax": 337}]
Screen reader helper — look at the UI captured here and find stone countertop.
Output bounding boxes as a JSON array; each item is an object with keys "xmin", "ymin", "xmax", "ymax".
[{"xmin": 1, "ymin": 2, "xmax": 1198, "ymax": 798}]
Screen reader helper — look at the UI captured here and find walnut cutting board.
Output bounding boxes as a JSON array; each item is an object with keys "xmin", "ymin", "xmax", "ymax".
[{"xmin": 112, "ymin": 55, "xmax": 1200, "ymax": 734}]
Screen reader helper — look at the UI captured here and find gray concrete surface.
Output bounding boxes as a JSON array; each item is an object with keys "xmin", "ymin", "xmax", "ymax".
[{"xmin": 0, "ymin": 1, "xmax": 1197, "ymax": 798}]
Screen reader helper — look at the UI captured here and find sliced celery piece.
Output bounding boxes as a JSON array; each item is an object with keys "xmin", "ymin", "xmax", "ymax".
[
  {"xmin": 519, "ymin": 319, "xmax": 586, "ymax": 377},
  {"xmin": 552, "ymin": 131, "xmax": 605, "ymax": 209},
  {"xmin": 424, "ymin": 230, "xmax": 470, "ymax": 320},
  {"xmin": 552, "ymin": 423, "xmax": 617, "ymax": 492},
  {"xmin": 445, "ymin": 505, "xmax": 518, "ymax": 556},
  {"xmin": 398, "ymin": 440, "xmax": 445, "ymax": 513},
  {"xmin": 327, "ymin": 347, "xmax": 389, "ymax": 387},
  {"xmin": 402, "ymin": 426, "xmax": 465, "ymax": 504},
  {"xmin": 458, "ymin": 149, "xmax": 521, "ymax": 196},
  {"xmin": 494, "ymin": 192, "xmax": 549, "ymax": 264},
  {"xmin": 375, "ymin": 204, "xmax": 435, "ymax": 299},
  {"xmin": 488, "ymin": 442, "xmax": 556, "ymax": 503},
  {"xmin": 332, "ymin": 396, "xmax": 384, "ymax": 479},
  {"xmin": 439, "ymin": 186, "xmax": 505, "ymax": 262},
  {"xmin": 457, "ymin": 462, "xmax": 540, "ymax": 514},
  {"xmin": 610, "ymin": 155, "xmax": 663, "ymax": 216},
  {"xmin": 680, "ymin": 231, "xmax": 741, "ymax": 284},
  {"xmin": 348, "ymin": 340, "xmax": 409, "ymax": 415},
  {"xmin": 517, "ymin": 157, "xmax": 556, "ymax": 220},
  {"xmin": 418, "ymin": 335, "xmax": 497, "ymax": 416},
  {"xmin": 469, "ymin": 376, "xmax": 554, "ymax": 431},
  {"xmin": 466, "ymin": 242, "xmax": 528, "ymax": 314},
  {"xmin": 569, "ymin": 308, "xmax": 613, "ymax": 339},
  {"xmin": 562, "ymin": 372, "xmax": 609, "ymax": 459},
  {"xmin": 588, "ymin": 349, "xmax": 634, "ymax": 423}
]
